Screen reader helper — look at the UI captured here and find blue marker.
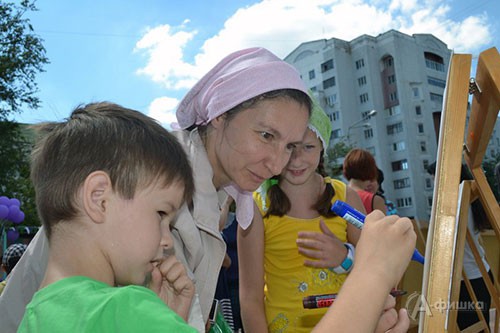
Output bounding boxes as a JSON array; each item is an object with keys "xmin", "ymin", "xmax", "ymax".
[{"xmin": 331, "ymin": 200, "xmax": 425, "ymax": 265}]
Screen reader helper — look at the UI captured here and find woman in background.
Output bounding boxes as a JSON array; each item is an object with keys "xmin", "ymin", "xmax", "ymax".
[{"xmin": 343, "ymin": 149, "xmax": 387, "ymax": 214}]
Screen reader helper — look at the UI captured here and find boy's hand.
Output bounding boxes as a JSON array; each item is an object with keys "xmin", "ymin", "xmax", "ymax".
[
  {"xmin": 297, "ymin": 219, "xmax": 346, "ymax": 268},
  {"xmin": 149, "ymin": 255, "xmax": 195, "ymax": 321}
]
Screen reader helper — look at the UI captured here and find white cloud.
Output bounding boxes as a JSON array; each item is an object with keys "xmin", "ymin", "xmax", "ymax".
[
  {"xmin": 147, "ymin": 96, "xmax": 179, "ymax": 129},
  {"xmin": 134, "ymin": 0, "xmax": 493, "ymax": 113},
  {"xmin": 134, "ymin": 24, "xmax": 199, "ymax": 90}
]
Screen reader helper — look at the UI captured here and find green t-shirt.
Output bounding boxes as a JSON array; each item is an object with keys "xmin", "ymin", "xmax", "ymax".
[{"xmin": 18, "ymin": 276, "xmax": 197, "ymax": 332}]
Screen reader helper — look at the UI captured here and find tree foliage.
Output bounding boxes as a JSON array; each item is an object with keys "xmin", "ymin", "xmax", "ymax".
[
  {"xmin": 0, "ymin": 0, "xmax": 49, "ymax": 119},
  {"xmin": 0, "ymin": 0, "xmax": 47, "ymax": 226},
  {"xmin": 0, "ymin": 122, "xmax": 38, "ymax": 226},
  {"xmin": 325, "ymin": 140, "xmax": 353, "ymax": 178}
]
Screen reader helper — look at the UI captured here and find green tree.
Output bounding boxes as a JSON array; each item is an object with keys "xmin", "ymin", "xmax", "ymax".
[
  {"xmin": 1, "ymin": 0, "xmax": 48, "ymax": 227},
  {"xmin": 0, "ymin": 122, "xmax": 38, "ymax": 226},
  {"xmin": 1, "ymin": 0, "xmax": 49, "ymax": 118},
  {"xmin": 325, "ymin": 140, "xmax": 353, "ymax": 178}
]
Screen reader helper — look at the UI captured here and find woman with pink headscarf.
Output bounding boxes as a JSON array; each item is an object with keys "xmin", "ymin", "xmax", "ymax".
[{"xmin": 0, "ymin": 47, "xmax": 414, "ymax": 333}]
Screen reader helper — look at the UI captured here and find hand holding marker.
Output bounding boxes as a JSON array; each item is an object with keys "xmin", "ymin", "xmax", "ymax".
[{"xmin": 331, "ymin": 200, "xmax": 425, "ymax": 265}]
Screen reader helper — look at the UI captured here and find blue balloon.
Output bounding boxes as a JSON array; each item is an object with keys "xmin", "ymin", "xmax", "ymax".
[
  {"xmin": 0, "ymin": 196, "xmax": 10, "ymax": 206},
  {"xmin": 0, "ymin": 204, "xmax": 9, "ymax": 219},
  {"xmin": 12, "ymin": 211, "xmax": 25, "ymax": 224},
  {"xmin": 9, "ymin": 198, "xmax": 21, "ymax": 207},
  {"xmin": 7, "ymin": 205, "xmax": 20, "ymax": 222}
]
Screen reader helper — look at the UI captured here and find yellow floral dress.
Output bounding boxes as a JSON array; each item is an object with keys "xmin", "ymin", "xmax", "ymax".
[{"xmin": 254, "ymin": 178, "xmax": 349, "ymax": 333}]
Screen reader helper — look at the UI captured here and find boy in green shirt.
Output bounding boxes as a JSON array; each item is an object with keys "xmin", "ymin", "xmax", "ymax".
[{"xmin": 18, "ymin": 102, "xmax": 197, "ymax": 332}]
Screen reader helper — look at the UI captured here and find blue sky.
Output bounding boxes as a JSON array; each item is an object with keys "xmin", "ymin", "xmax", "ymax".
[{"xmin": 13, "ymin": 0, "xmax": 500, "ymax": 127}]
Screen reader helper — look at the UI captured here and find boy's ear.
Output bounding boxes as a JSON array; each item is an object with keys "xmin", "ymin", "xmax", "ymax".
[{"xmin": 82, "ymin": 171, "xmax": 112, "ymax": 224}]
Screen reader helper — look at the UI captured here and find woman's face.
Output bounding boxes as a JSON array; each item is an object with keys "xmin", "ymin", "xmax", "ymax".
[{"xmin": 209, "ymin": 97, "xmax": 309, "ymax": 191}]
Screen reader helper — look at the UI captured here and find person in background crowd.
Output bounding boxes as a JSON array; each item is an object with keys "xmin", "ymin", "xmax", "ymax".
[
  {"xmin": 367, "ymin": 168, "xmax": 398, "ymax": 216},
  {"xmin": 343, "ymin": 149, "xmax": 387, "ymax": 214},
  {"xmin": 0, "ymin": 244, "xmax": 27, "ymax": 295}
]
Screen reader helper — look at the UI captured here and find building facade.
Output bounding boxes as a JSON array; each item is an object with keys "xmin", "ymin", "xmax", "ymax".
[{"xmin": 285, "ymin": 30, "xmax": 500, "ymax": 220}]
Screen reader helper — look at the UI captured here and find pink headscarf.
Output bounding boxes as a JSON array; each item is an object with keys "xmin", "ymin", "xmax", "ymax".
[
  {"xmin": 176, "ymin": 47, "xmax": 308, "ymax": 128},
  {"xmin": 176, "ymin": 47, "xmax": 309, "ymax": 229}
]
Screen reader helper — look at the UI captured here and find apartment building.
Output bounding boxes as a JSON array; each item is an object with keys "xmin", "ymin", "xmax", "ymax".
[{"xmin": 284, "ymin": 29, "xmax": 500, "ymax": 220}]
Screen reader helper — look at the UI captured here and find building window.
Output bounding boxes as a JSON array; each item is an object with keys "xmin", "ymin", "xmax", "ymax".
[
  {"xmin": 420, "ymin": 141, "xmax": 427, "ymax": 152},
  {"xmin": 358, "ymin": 76, "xmax": 367, "ymax": 86},
  {"xmin": 424, "ymin": 52, "xmax": 445, "ymax": 72},
  {"xmin": 364, "ymin": 128, "xmax": 374, "ymax": 139},
  {"xmin": 332, "ymin": 111, "xmax": 340, "ymax": 121},
  {"xmin": 423, "ymin": 159, "xmax": 429, "ymax": 171},
  {"xmin": 388, "ymin": 74, "xmax": 396, "ymax": 84},
  {"xmin": 366, "ymin": 146, "xmax": 376, "ymax": 155},
  {"xmin": 412, "ymin": 87, "xmax": 420, "ymax": 98},
  {"xmin": 392, "ymin": 159, "xmax": 409, "ymax": 172},
  {"xmin": 310, "ymin": 86, "xmax": 317, "ymax": 92},
  {"xmin": 428, "ymin": 196, "xmax": 433, "ymax": 207},
  {"xmin": 418, "ymin": 123, "xmax": 424, "ymax": 134},
  {"xmin": 389, "ymin": 91, "xmax": 398, "ymax": 102},
  {"xmin": 428, "ymin": 76, "xmax": 446, "ymax": 88},
  {"xmin": 430, "ymin": 93, "xmax": 443, "ymax": 103},
  {"xmin": 415, "ymin": 105, "xmax": 422, "ymax": 116},
  {"xmin": 332, "ymin": 128, "xmax": 342, "ymax": 139},
  {"xmin": 355, "ymin": 58, "xmax": 365, "ymax": 69},
  {"xmin": 359, "ymin": 93, "xmax": 369, "ymax": 103},
  {"xmin": 386, "ymin": 106, "xmax": 401, "ymax": 117},
  {"xmin": 383, "ymin": 57, "xmax": 393, "ymax": 69},
  {"xmin": 392, "ymin": 141, "xmax": 406, "ymax": 151},
  {"xmin": 425, "ymin": 178, "xmax": 433, "ymax": 189},
  {"xmin": 387, "ymin": 122, "xmax": 403, "ymax": 135},
  {"xmin": 396, "ymin": 197, "xmax": 413, "ymax": 208},
  {"xmin": 323, "ymin": 77, "xmax": 336, "ymax": 89},
  {"xmin": 321, "ymin": 59, "xmax": 334, "ymax": 72},
  {"xmin": 308, "ymin": 70, "xmax": 315, "ymax": 80},
  {"xmin": 326, "ymin": 94, "xmax": 337, "ymax": 106},
  {"xmin": 394, "ymin": 177, "xmax": 411, "ymax": 189}
]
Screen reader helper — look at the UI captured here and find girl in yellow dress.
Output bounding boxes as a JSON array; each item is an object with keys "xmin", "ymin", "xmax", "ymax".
[{"xmin": 239, "ymin": 96, "xmax": 365, "ymax": 332}]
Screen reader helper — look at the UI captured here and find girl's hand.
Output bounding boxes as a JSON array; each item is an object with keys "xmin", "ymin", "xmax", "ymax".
[{"xmin": 297, "ymin": 219, "xmax": 347, "ymax": 268}]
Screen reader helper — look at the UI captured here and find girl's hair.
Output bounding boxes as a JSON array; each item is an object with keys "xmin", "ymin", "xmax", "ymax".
[
  {"xmin": 343, "ymin": 149, "xmax": 378, "ymax": 181},
  {"xmin": 265, "ymin": 152, "xmax": 337, "ymax": 218},
  {"xmin": 195, "ymin": 88, "xmax": 311, "ymax": 135},
  {"xmin": 30, "ymin": 102, "xmax": 195, "ymax": 238}
]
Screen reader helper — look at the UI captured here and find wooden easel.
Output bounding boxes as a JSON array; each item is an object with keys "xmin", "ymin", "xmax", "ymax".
[{"xmin": 419, "ymin": 47, "xmax": 500, "ymax": 332}]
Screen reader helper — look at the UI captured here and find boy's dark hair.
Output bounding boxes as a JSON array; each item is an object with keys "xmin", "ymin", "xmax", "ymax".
[
  {"xmin": 30, "ymin": 102, "xmax": 194, "ymax": 238},
  {"xmin": 343, "ymin": 149, "xmax": 378, "ymax": 181},
  {"xmin": 265, "ymin": 153, "xmax": 337, "ymax": 218}
]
